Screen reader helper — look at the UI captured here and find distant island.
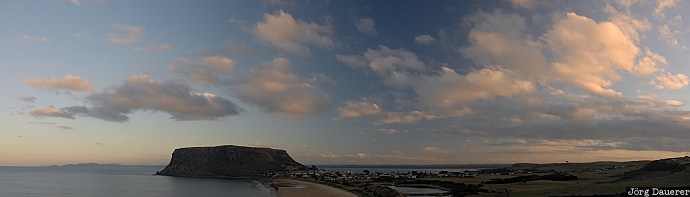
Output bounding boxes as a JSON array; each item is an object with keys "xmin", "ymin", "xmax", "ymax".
[{"xmin": 156, "ymin": 145, "xmax": 308, "ymax": 178}]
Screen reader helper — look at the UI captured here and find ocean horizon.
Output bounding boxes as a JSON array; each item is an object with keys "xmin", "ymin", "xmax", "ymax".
[{"xmin": 0, "ymin": 166, "xmax": 275, "ymax": 197}]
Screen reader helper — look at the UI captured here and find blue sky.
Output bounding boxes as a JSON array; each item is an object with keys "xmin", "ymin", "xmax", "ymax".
[{"xmin": 2, "ymin": 0, "xmax": 690, "ymax": 165}]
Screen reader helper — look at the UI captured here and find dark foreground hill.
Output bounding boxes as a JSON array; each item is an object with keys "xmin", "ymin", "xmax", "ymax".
[{"xmin": 157, "ymin": 145, "xmax": 308, "ymax": 178}]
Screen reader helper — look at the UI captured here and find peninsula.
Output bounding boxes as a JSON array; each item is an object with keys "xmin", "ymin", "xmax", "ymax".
[{"xmin": 156, "ymin": 145, "xmax": 308, "ymax": 178}]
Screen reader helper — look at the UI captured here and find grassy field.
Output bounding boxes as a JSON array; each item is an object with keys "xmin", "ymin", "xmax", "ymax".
[{"xmin": 427, "ymin": 157, "xmax": 690, "ymax": 196}]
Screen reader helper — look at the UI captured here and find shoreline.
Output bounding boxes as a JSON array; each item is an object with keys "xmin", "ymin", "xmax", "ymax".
[{"xmin": 268, "ymin": 179, "xmax": 358, "ymax": 197}]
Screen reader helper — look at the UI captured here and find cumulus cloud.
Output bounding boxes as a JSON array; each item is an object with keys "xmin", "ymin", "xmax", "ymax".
[
  {"xmin": 633, "ymin": 50, "xmax": 665, "ymax": 75},
  {"xmin": 463, "ymin": 11, "xmax": 641, "ymax": 98},
  {"xmin": 24, "ymin": 74, "xmax": 94, "ymax": 92},
  {"xmin": 29, "ymin": 106, "xmax": 88, "ymax": 119},
  {"xmin": 414, "ymin": 67, "xmax": 533, "ymax": 116},
  {"xmin": 104, "ymin": 23, "xmax": 145, "ymax": 45},
  {"xmin": 355, "ymin": 18, "xmax": 377, "ymax": 36},
  {"xmin": 604, "ymin": 4, "xmax": 650, "ymax": 42},
  {"xmin": 83, "ymin": 75, "xmax": 241, "ymax": 122},
  {"xmin": 652, "ymin": 72, "xmax": 689, "ymax": 89},
  {"xmin": 422, "ymin": 146, "xmax": 450, "ymax": 154},
  {"xmin": 133, "ymin": 43, "xmax": 173, "ymax": 52},
  {"xmin": 414, "ymin": 34, "xmax": 436, "ymax": 45},
  {"xmin": 232, "ymin": 58, "xmax": 332, "ymax": 118},
  {"xmin": 254, "ymin": 10, "xmax": 334, "ymax": 55},
  {"xmin": 170, "ymin": 56, "xmax": 237, "ymax": 86},
  {"xmin": 337, "ymin": 100, "xmax": 381, "ymax": 119},
  {"xmin": 336, "ymin": 45, "xmax": 426, "ymax": 87}
]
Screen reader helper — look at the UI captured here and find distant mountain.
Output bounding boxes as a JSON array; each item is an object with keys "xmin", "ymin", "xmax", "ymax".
[
  {"xmin": 157, "ymin": 145, "xmax": 308, "ymax": 178},
  {"xmin": 61, "ymin": 163, "xmax": 125, "ymax": 167}
]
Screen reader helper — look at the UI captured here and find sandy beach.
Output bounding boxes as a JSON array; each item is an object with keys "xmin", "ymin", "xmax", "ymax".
[{"xmin": 271, "ymin": 179, "xmax": 358, "ymax": 197}]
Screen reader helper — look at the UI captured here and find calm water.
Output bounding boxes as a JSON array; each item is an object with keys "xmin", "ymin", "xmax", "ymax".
[
  {"xmin": 322, "ymin": 167, "xmax": 478, "ymax": 173},
  {"xmin": 0, "ymin": 166, "xmax": 274, "ymax": 197}
]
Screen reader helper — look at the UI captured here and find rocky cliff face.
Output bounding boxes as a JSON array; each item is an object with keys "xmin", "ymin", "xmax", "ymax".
[{"xmin": 157, "ymin": 145, "xmax": 308, "ymax": 177}]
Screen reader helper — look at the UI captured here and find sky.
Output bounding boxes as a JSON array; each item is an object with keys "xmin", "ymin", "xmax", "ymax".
[{"xmin": 2, "ymin": 0, "xmax": 690, "ymax": 166}]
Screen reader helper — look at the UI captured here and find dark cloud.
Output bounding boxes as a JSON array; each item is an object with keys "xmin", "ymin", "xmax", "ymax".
[
  {"xmin": 84, "ymin": 75, "xmax": 242, "ymax": 122},
  {"xmin": 58, "ymin": 126, "xmax": 74, "ymax": 130},
  {"xmin": 29, "ymin": 106, "xmax": 88, "ymax": 119}
]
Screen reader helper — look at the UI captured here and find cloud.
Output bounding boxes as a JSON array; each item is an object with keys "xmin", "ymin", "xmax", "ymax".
[
  {"xmin": 232, "ymin": 58, "xmax": 332, "ymax": 118},
  {"xmin": 337, "ymin": 100, "xmax": 381, "ymax": 119},
  {"xmin": 633, "ymin": 50, "xmax": 665, "ymax": 75},
  {"xmin": 69, "ymin": 0, "xmax": 80, "ymax": 5},
  {"xmin": 29, "ymin": 106, "xmax": 88, "ymax": 119},
  {"xmin": 413, "ymin": 67, "xmax": 533, "ymax": 116},
  {"xmin": 133, "ymin": 44, "xmax": 173, "ymax": 52},
  {"xmin": 377, "ymin": 129, "xmax": 397, "ymax": 135},
  {"xmin": 104, "ymin": 23, "xmax": 145, "ymax": 45},
  {"xmin": 254, "ymin": 10, "xmax": 334, "ymax": 55},
  {"xmin": 336, "ymin": 45, "xmax": 425, "ymax": 87},
  {"xmin": 665, "ymin": 99, "xmax": 683, "ymax": 106},
  {"xmin": 74, "ymin": 32, "xmax": 89, "ymax": 39},
  {"xmin": 355, "ymin": 18, "xmax": 377, "ymax": 36},
  {"xmin": 15, "ymin": 35, "xmax": 48, "ymax": 44},
  {"xmin": 378, "ymin": 111, "xmax": 437, "ymax": 124},
  {"xmin": 509, "ymin": 0, "xmax": 536, "ymax": 8},
  {"xmin": 24, "ymin": 74, "xmax": 94, "ymax": 92},
  {"xmin": 652, "ymin": 72, "xmax": 689, "ymax": 89},
  {"xmin": 170, "ymin": 56, "xmax": 236, "ymax": 86},
  {"xmin": 18, "ymin": 96, "xmax": 37, "ymax": 103},
  {"xmin": 414, "ymin": 34, "xmax": 436, "ymax": 45},
  {"xmin": 85, "ymin": 75, "xmax": 242, "ymax": 122},
  {"xmin": 422, "ymin": 146, "xmax": 450, "ymax": 154},
  {"xmin": 462, "ymin": 11, "xmax": 641, "ymax": 98},
  {"xmin": 654, "ymin": 0, "xmax": 677, "ymax": 18},
  {"xmin": 58, "ymin": 126, "xmax": 74, "ymax": 130},
  {"xmin": 604, "ymin": 4, "xmax": 650, "ymax": 42},
  {"xmin": 658, "ymin": 24, "xmax": 683, "ymax": 48}
]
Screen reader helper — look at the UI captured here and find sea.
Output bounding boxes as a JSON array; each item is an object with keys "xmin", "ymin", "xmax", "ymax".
[{"xmin": 0, "ymin": 166, "xmax": 275, "ymax": 197}]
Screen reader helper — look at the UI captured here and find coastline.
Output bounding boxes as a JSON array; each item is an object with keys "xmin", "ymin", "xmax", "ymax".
[{"xmin": 268, "ymin": 179, "xmax": 358, "ymax": 197}]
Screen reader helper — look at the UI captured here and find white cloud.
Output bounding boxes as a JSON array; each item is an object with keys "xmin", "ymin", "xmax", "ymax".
[
  {"xmin": 336, "ymin": 45, "xmax": 426, "ymax": 87},
  {"xmin": 133, "ymin": 44, "xmax": 173, "ymax": 52},
  {"xmin": 86, "ymin": 75, "xmax": 241, "ymax": 122},
  {"xmin": 232, "ymin": 58, "xmax": 332, "ymax": 118},
  {"xmin": 414, "ymin": 34, "xmax": 436, "ymax": 45},
  {"xmin": 652, "ymin": 72, "xmax": 689, "ymax": 89},
  {"xmin": 170, "ymin": 56, "xmax": 236, "ymax": 86},
  {"xmin": 633, "ymin": 50, "xmax": 665, "ymax": 75},
  {"xmin": 69, "ymin": 0, "xmax": 80, "ymax": 5},
  {"xmin": 254, "ymin": 10, "xmax": 334, "ymax": 55},
  {"xmin": 377, "ymin": 129, "xmax": 397, "ymax": 135},
  {"xmin": 422, "ymin": 146, "xmax": 450, "ymax": 154},
  {"xmin": 24, "ymin": 75, "xmax": 94, "ymax": 92},
  {"xmin": 337, "ymin": 100, "xmax": 381, "ymax": 119},
  {"xmin": 104, "ymin": 23, "xmax": 145, "ymax": 45},
  {"xmin": 15, "ymin": 35, "xmax": 48, "ymax": 44},
  {"xmin": 604, "ymin": 4, "xmax": 650, "ymax": 42},
  {"xmin": 665, "ymin": 99, "xmax": 683, "ymax": 106},
  {"xmin": 655, "ymin": 0, "xmax": 677, "ymax": 18},
  {"xmin": 414, "ymin": 67, "xmax": 534, "ymax": 113},
  {"xmin": 355, "ymin": 18, "xmax": 377, "ymax": 36}
]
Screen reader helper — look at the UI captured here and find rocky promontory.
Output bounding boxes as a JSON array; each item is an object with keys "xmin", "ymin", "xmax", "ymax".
[{"xmin": 157, "ymin": 145, "xmax": 308, "ymax": 178}]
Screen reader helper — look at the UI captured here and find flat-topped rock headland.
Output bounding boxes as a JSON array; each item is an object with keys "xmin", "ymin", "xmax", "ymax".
[{"xmin": 156, "ymin": 145, "xmax": 308, "ymax": 178}]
